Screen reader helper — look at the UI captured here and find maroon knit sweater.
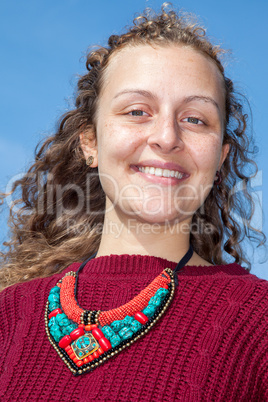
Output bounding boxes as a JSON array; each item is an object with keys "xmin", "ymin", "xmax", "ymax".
[{"xmin": 0, "ymin": 255, "xmax": 267, "ymax": 401}]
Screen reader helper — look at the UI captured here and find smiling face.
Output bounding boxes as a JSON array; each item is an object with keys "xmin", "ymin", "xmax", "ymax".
[{"xmin": 83, "ymin": 44, "xmax": 229, "ymax": 227}]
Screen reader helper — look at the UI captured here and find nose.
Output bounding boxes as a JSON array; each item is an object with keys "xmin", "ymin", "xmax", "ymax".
[{"xmin": 147, "ymin": 114, "xmax": 184, "ymax": 154}]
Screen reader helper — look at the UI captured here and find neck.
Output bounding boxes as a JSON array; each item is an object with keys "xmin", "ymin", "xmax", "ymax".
[{"xmin": 96, "ymin": 212, "xmax": 193, "ymax": 263}]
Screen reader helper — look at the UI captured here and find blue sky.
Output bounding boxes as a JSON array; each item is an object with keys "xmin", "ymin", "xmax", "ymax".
[{"xmin": 0, "ymin": 0, "xmax": 267, "ymax": 278}]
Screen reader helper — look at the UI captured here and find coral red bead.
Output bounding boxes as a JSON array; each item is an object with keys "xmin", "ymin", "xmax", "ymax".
[
  {"xmin": 98, "ymin": 337, "xmax": 112, "ymax": 351},
  {"xmin": 83, "ymin": 357, "xmax": 90, "ymax": 364},
  {"xmin": 93, "ymin": 351, "xmax": 99, "ymax": 359},
  {"xmin": 48, "ymin": 308, "xmax": 62, "ymax": 319},
  {"xmin": 58, "ymin": 335, "xmax": 72, "ymax": 348},
  {"xmin": 85, "ymin": 325, "xmax": 92, "ymax": 331},
  {"xmin": 91, "ymin": 328, "xmax": 104, "ymax": 340},
  {"xmin": 99, "ymin": 271, "xmax": 170, "ymax": 326},
  {"xmin": 134, "ymin": 312, "xmax": 148, "ymax": 325},
  {"xmin": 91, "ymin": 324, "xmax": 97, "ymax": 329},
  {"xmin": 67, "ymin": 349, "xmax": 73, "ymax": 356},
  {"xmin": 98, "ymin": 347, "xmax": 104, "ymax": 355},
  {"xmin": 73, "ymin": 357, "xmax": 79, "ymax": 363},
  {"xmin": 88, "ymin": 355, "xmax": 94, "ymax": 362},
  {"xmin": 70, "ymin": 327, "xmax": 84, "ymax": 340},
  {"xmin": 76, "ymin": 360, "xmax": 83, "ymax": 367},
  {"xmin": 65, "ymin": 345, "xmax": 72, "ymax": 353},
  {"xmin": 69, "ymin": 353, "xmax": 76, "ymax": 360},
  {"xmin": 79, "ymin": 324, "xmax": 84, "ymax": 328}
]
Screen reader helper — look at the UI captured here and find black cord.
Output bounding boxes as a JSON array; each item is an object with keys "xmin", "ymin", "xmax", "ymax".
[
  {"xmin": 174, "ymin": 245, "xmax": 194, "ymax": 273},
  {"xmin": 74, "ymin": 245, "xmax": 194, "ymax": 300},
  {"xmin": 74, "ymin": 252, "xmax": 97, "ymax": 306},
  {"xmin": 173, "ymin": 245, "xmax": 194, "ymax": 287}
]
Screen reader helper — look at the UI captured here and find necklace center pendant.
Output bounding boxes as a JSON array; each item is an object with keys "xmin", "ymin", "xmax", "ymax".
[
  {"xmin": 72, "ymin": 333, "xmax": 99, "ymax": 359},
  {"xmin": 45, "ymin": 268, "xmax": 176, "ymax": 376}
]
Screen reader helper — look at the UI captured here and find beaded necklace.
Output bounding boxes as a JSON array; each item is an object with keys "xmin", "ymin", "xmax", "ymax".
[{"xmin": 45, "ymin": 247, "xmax": 193, "ymax": 376}]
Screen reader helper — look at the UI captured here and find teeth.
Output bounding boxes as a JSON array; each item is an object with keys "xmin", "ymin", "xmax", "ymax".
[
  {"xmin": 163, "ymin": 169, "xmax": 170, "ymax": 178},
  {"xmin": 138, "ymin": 166, "xmax": 184, "ymax": 179}
]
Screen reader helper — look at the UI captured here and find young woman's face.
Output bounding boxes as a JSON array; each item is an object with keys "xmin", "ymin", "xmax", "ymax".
[{"xmin": 93, "ymin": 44, "xmax": 228, "ymax": 226}]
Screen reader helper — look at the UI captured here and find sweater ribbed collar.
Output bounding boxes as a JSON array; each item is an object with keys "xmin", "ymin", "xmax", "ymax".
[{"xmin": 75, "ymin": 254, "xmax": 248, "ymax": 278}]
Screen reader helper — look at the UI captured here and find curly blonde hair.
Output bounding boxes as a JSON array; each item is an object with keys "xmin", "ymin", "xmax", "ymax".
[{"xmin": 0, "ymin": 4, "xmax": 265, "ymax": 289}]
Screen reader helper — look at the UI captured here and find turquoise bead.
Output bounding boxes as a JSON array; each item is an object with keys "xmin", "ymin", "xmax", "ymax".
[
  {"xmin": 155, "ymin": 288, "xmax": 169, "ymax": 299},
  {"xmin": 50, "ymin": 286, "xmax": 60, "ymax": 295},
  {"xmin": 48, "ymin": 294, "xmax": 60, "ymax": 307},
  {"xmin": 119, "ymin": 327, "xmax": 134, "ymax": 340},
  {"xmin": 48, "ymin": 317, "xmax": 57, "ymax": 327},
  {"xmin": 50, "ymin": 326, "xmax": 63, "ymax": 342},
  {"xmin": 142, "ymin": 305, "xmax": 156, "ymax": 317},
  {"xmin": 49, "ymin": 316, "xmax": 64, "ymax": 342},
  {"xmin": 110, "ymin": 334, "xmax": 121, "ymax": 348},
  {"xmin": 56, "ymin": 313, "xmax": 70, "ymax": 327},
  {"xmin": 148, "ymin": 295, "xmax": 162, "ymax": 307},
  {"xmin": 49, "ymin": 302, "xmax": 60, "ymax": 311},
  {"xmin": 130, "ymin": 319, "xmax": 142, "ymax": 332},
  {"xmin": 123, "ymin": 316, "xmax": 135, "ymax": 327},
  {"xmin": 62, "ymin": 323, "xmax": 77, "ymax": 335},
  {"xmin": 110, "ymin": 320, "xmax": 124, "ymax": 332},
  {"xmin": 48, "ymin": 287, "xmax": 61, "ymax": 311},
  {"xmin": 48, "ymin": 293, "xmax": 60, "ymax": 302},
  {"xmin": 102, "ymin": 326, "xmax": 115, "ymax": 340}
]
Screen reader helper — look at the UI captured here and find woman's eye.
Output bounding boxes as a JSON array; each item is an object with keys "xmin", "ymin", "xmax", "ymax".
[
  {"xmin": 182, "ymin": 117, "xmax": 203, "ymax": 125},
  {"xmin": 129, "ymin": 110, "xmax": 147, "ymax": 116}
]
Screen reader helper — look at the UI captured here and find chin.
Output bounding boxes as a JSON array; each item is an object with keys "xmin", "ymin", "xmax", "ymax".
[{"xmin": 129, "ymin": 209, "xmax": 192, "ymax": 227}]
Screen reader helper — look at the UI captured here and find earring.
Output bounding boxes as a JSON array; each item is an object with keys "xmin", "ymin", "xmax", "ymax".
[
  {"xmin": 86, "ymin": 156, "xmax": 94, "ymax": 167},
  {"xmin": 214, "ymin": 170, "xmax": 222, "ymax": 185}
]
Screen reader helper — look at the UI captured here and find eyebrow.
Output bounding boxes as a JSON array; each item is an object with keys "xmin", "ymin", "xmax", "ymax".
[
  {"xmin": 113, "ymin": 89, "xmax": 158, "ymax": 101},
  {"xmin": 113, "ymin": 90, "xmax": 220, "ymax": 112},
  {"xmin": 184, "ymin": 95, "xmax": 220, "ymax": 112}
]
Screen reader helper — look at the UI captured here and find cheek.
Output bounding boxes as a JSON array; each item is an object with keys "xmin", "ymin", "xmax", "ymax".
[
  {"xmin": 98, "ymin": 120, "xmax": 145, "ymax": 161},
  {"xmin": 189, "ymin": 136, "xmax": 223, "ymax": 170}
]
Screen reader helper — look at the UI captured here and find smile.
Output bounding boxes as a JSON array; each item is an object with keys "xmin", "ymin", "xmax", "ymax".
[{"xmin": 138, "ymin": 166, "xmax": 184, "ymax": 179}]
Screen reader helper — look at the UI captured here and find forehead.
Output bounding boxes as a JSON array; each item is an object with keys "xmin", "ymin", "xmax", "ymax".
[{"xmin": 100, "ymin": 44, "xmax": 225, "ymax": 111}]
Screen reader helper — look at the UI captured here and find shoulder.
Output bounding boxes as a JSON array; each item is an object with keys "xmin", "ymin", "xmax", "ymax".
[
  {"xmin": 0, "ymin": 262, "xmax": 83, "ymax": 346},
  {"xmin": 216, "ymin": 263, "xmax": 268, "ymax": 291},
  {"xmin": 215, "ymin": 263, "xmax": 268, "ymax": 299},
  {"xmin": 210, "ymin": 264, "xmax": 268, "ymax": 327},
  {"xmin": 180, "ymin": 262, "xmax": 268, "ymax": 312},
  {"xmin": 0, "ymin": 261, "xmax": 81, "ymax": 311}
]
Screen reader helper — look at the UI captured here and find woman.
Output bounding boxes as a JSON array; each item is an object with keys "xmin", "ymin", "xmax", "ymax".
[{"xmin": 0, "ymin": 6, "xmax": 267, "ymax": 401}]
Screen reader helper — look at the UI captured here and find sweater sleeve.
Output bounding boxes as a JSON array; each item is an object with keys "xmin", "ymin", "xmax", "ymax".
[
  {"xmin": 0, "ymin": 285, "xmax": 19, "ymax": 378},
  {"xmin": 245, "ymin": 279, "xmax": 268, "ymax": 400},
  {"xmin": 257, "ymin": 351, "xmax": 268, "ymax": 400}
]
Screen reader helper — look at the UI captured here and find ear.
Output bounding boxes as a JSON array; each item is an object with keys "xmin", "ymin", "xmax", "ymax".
[
  {"xmin": 80, "ymin": 129, "xmax": 98, "ymax": 168},
  {"xmin": 218, "ymin": 143, "xmax": 229, "ymax": 170}
]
